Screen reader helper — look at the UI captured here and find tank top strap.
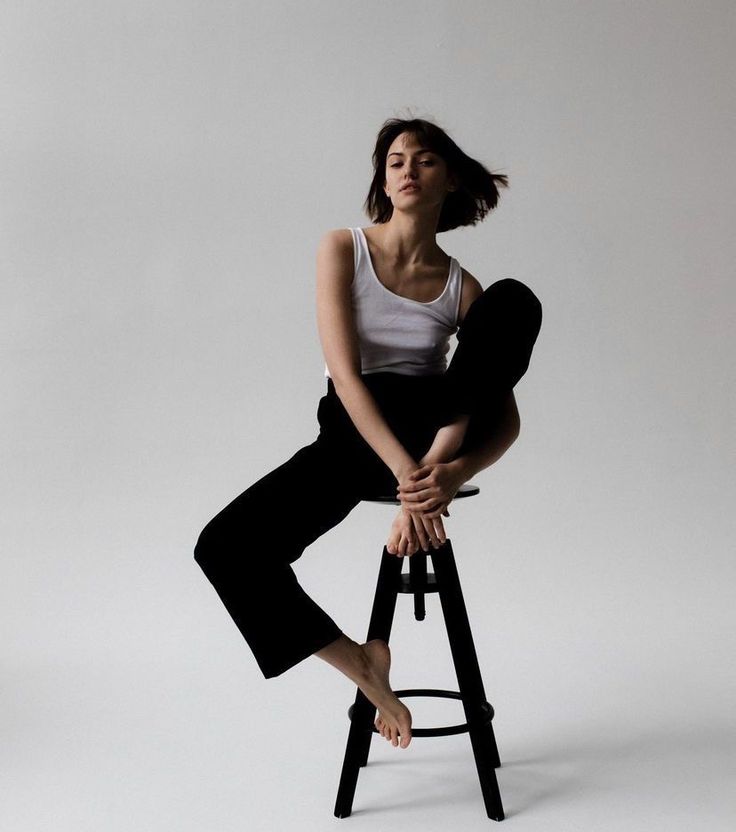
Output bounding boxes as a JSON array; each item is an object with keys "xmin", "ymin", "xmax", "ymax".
[
  {"xmin": 348, "ymin": 227, "xmax": 373, "ymax": 296},
  {"xmin": 446, "ymin": 257, "xmax": 463, "ymax": 327}
]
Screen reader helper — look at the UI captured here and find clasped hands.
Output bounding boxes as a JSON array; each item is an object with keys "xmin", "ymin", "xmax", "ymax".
[{"xmin": 386, "ymin": 461, "xmax": 465, "ymax": 558}]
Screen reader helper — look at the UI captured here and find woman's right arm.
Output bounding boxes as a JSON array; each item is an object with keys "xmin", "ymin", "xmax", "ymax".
[{"xmin": 316, "ymin": 229, "xmax": 418, "ymax": 483}]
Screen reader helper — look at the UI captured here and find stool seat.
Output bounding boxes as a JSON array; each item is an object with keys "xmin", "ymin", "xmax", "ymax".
[{"xmin": 363, "ymin": 482, "xmax": 480, "ymax": 504}]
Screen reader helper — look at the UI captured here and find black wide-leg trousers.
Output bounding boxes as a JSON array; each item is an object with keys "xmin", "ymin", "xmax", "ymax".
[{"xmin": 193, "ymin": 279, "xmax": 542, "ymax": 679}]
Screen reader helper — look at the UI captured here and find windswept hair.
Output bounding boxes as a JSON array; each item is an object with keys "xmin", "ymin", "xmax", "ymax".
[{"xmin": 364, "ymin": 117, "xmax": 509, "ymax": 233}]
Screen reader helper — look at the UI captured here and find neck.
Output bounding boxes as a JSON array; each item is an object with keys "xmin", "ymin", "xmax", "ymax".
[{"xmin": 376, "ymin": 213, "xmax": 442, "ymax": 266}]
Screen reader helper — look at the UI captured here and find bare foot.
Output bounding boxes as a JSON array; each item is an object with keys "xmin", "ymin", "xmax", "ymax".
[
  {"xmin": 313, "ymin": 634, "xmax": 412, "ymax": 748},
  {"xmin": 357, "ymin": 640, "xmax": 412, "ymax": 749}
]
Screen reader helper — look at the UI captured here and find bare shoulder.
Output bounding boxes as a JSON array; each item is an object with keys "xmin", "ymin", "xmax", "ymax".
[
  {"xmin": 457, "ymin": 267, "xmax": 484, "ymax": 325},
  {"xmin": 317, "ymin": 228, "xmax": 353, "ymax": 259},
  {"xmin": 316, "ymin": 228, "xmax": 354, "ymax": 288}
]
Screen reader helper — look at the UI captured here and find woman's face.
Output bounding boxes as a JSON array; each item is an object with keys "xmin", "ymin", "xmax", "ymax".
[{"xmin": 383, "ymin": 132, "xmax": 455, "ymax": 209}]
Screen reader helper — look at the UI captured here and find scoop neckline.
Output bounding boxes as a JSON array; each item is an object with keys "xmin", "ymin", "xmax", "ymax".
[{"xmin": 357, "ymin": 227, "xmax": 454, "ymax": 306}]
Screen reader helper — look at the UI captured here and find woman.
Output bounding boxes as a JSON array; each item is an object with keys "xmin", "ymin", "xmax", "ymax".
[{"xmin": 194, "ymin": 117, "xmax": 542, "ymax": 751}]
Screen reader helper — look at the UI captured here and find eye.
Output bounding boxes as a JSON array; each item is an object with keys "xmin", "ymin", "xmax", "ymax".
[{"xmin": 389, "ymin": 159, "xmax": 434, "ymax": 168}]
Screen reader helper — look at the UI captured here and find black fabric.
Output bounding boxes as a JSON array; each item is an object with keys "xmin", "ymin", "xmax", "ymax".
[
  {"xmin": 444, "ymin": 277, "xmax": 544, "ymax": 420},
  {"xmin": 193, "ymin": 278, "xmax": 542, "ymax": 679}
]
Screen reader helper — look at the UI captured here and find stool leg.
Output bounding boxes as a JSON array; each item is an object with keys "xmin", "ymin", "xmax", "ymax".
[
  {"xmin": 334, "ymin": 546, "xmax": 402, "ymax": 818},
  {"xmin": 430, "ymin": 539, "xmax": 505, "ymax": 822},
  {"xmin": 409, "ymin": 549, "xmax": 427, "ymax": 620}
]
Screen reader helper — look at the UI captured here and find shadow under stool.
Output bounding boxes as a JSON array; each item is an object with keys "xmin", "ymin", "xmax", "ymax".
[{"xmin": 333, "ymin": 483, "xmax": 504, "ymax": 822}]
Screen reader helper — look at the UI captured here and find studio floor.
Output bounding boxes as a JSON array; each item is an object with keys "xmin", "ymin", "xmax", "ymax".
[{"xmin": 5, "ymin": 644, "xmax": 734, "ymax": 832}]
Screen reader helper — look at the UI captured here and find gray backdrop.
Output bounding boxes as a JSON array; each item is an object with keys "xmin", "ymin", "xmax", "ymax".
[{"xmin": 3, "ymin": 1, "xmax": 734, "ymax": 830}]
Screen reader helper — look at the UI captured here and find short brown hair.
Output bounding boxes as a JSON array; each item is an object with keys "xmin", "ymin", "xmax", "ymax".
[{"xmin": 364, "ymin": 117, "xmax": 509, "ymax": 232}]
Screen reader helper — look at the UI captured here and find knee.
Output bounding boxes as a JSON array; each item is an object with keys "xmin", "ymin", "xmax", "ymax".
[
  {"xmin": 472, "ymin": 278, "xmax": 542, "ymax": 341},
  {"xmin": 489, "ymin": 277, "xmax": 539, "ymax": 303},
  {"xmin": 490, "ymin": 277, "xmax": 541, "ymax": 318}
]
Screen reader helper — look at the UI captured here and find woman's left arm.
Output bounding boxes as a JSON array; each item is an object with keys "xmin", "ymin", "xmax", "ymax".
[
  {"xmin": 416, "ymin": 415, "xmax": 471, "ymax": 468},
  {"xmin": 445, "ymin": 390, "xmax": 520, "ymax": 480},
  {"xmin": 396, "ymin": 391, "xmax": 521, "ymax": 513}
]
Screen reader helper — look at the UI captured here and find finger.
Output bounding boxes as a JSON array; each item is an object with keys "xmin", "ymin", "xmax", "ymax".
[
  {"xmin": 427, "ymin": 511, "xmax": 444, "ymax": 544},
  {"xmin": 401, "ymin": 497, "xmax": 438, "ymax": 516},
  {"xmin": 433, "ymin": 516, "xmax": 446, "ymax": 544},
  {"xmin": 398, "ymin": 472, "xmax": 432, "ymax": 492},
  {"xmin": 412, "ymin": 529, "xmax": 428, "ymax": 553},
  {"xmin": 419, "ymin": 515, "xmax": 439, "ymax": 548},
  {"xmin": 429, "ymin": 518, "xmax": 443, "ymax": 547},
  {"xmin": 405, "ymin": 472, "xmax": 430, "ymax": 484},
  {"xmin": 397, "ymin": 485, "xmax": 417, "ymax": 497},
  {"xmin": 401, "ymin": 486, "xmax": 433, "ymax": 502},
  {"xmin": 418, "ymin": 516, "xmax": 434, "ymax": 552},
  {"xmin": 410, "ymin": 514, "xmax": 430, "ymax": 552},
  {"xmin": 413, "ymin": 497, "xmax": 443, "ymax": 514},
  {"xmin": 409, "ymin": 465, "xmax": 431, "ymax": 479}
]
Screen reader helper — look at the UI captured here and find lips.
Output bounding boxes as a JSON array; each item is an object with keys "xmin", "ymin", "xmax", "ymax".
[{"xmin": 401, "ymin": 184, "xmax": 420, "ymax": 191}]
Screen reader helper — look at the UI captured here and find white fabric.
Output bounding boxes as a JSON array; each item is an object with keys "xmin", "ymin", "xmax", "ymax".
[{"xmin": 324, "ymin": 227, "xmax": 462, "ymax": 378}]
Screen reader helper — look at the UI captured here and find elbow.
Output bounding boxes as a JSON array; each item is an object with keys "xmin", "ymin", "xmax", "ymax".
[{"xmin": 331, "ymin": 369, "xmax": 362, "ymax": 396}]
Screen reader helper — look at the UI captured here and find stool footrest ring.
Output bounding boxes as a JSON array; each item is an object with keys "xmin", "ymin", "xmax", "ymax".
[{"xmin": 347, "ymin": 688, "xmax": 495, "ymax": 738}]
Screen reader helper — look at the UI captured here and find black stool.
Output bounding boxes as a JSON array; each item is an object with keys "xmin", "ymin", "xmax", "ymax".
[{"xmin": 333, "ymin": 483, "xmax": 504, "ymax": 822}]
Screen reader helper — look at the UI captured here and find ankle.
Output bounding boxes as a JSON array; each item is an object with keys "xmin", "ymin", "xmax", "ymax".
[
  {"xmin": 350, "ymin": 640, "xmax": 372, "ymax": 682},
  {"xmin": 315, "ymin": 634, "xmax": 369, "ymax": 681}
]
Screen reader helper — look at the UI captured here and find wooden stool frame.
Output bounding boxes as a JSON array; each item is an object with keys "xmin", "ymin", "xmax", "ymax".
[{"xmin": 333, "ymin": 485, "xmax": 504, "ymax": 821}]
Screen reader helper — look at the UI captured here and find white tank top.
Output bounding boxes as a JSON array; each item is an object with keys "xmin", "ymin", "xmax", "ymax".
[{"xmin": 324, "ymin": 227, "xmax": 462, "ymax": 378}]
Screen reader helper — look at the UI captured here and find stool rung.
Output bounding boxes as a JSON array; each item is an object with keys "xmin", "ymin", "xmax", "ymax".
[{"xmin": 347, "ymin": 688, "xmax": 495, "ymax": 738}]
